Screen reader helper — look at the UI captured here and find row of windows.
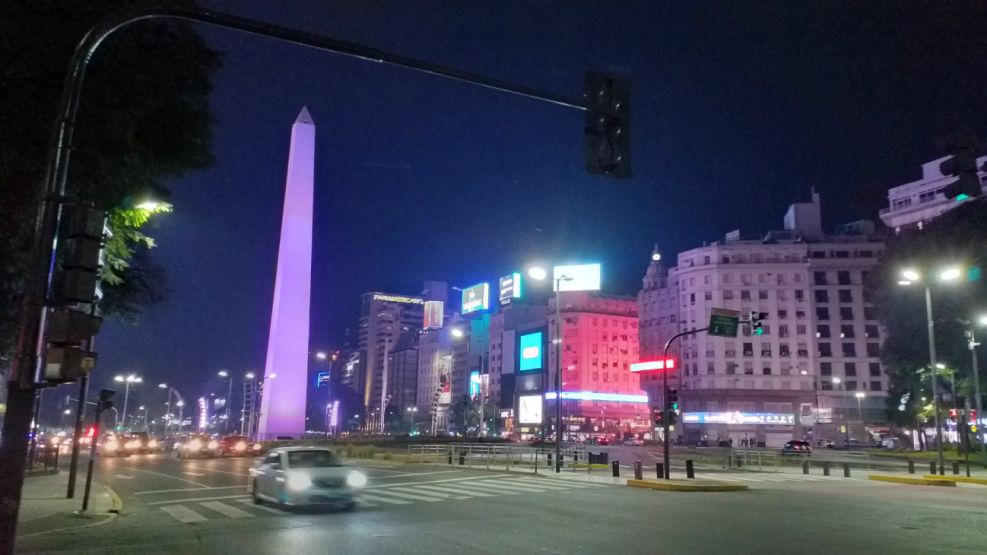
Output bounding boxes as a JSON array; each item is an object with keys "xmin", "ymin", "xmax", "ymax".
[
  {"xmin": 817, "ymin": 342, "xmax": 881, "ymax": 357},
  {"xmin": 819, "ymin": 361, "xmax": 883, "ymax": 377},
  {"xmin": 820, "ymin": 380, "xmax": 883, "ymax": 391},
  {"xmin": 813, "ymin": 270, "xmax": 870, "ymax": 285}
]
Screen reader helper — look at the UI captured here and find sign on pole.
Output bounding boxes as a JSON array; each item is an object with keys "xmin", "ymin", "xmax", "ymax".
[{"xmin": 708, "ymin": 308, "xmax": 740, "ymax": 338}]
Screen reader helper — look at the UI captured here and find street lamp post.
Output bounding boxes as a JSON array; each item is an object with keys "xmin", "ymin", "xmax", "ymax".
[
  {"xmin": 855, "ymin": 392, "xmax": 866, "ymax": 436},
  {"xmin": 407, "ymin": 406, "xmax": 418, "ymax": 433},
  {"xmin": 899, "ymin": 267, "xmax": 963, "ymax": 475},
  {"xmin": 968, "ymin": 318, "xmax": 986, "ymax": 463},
  {"xmin": 113, "ymin": 374, "xmax": 142, "ymax": 430},
  {"xmin": 243, "ymin": 372, "xmax": 257, "ymax": 437},
  {"xmin": 218, "ymin": 370, "xmax": 233, "ymax": 433},
  {"xmin": 832, "ymin": 377, "xmax": 850, "ymax": 448}
]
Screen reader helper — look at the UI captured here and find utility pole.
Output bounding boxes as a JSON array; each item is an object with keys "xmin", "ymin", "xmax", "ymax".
[
  {"xmin": 661, "ymin": 328, "xmax": 708, "ymax": 479},
  {"xmin": 380, "ymin": 340, "xmax": 390, "ymax": 434},
  {"xmin": 967, "ymin": 326, "xmax": 986, "ymax": 464}
]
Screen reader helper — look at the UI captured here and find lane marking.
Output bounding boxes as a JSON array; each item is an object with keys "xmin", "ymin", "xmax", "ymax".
[
  {"xmin": 357, "ymin": 492, "xmax": 412, "ymax": 505},
  {"xmin": 364, "ymin": 474, "xmax": 521, "ymax": 490},
  {"xmin": 182, "ymin": 472, "xmax": 206, "ymax": 477},
  {"xmin": 371, "ymin": 470, "xmax": 461, "ymax": 479},
  {"xmin": 160, "ymin": 504, "xmax": 207, "ymax": 523},
  {"xmin": 413, "ymin": 484, "xmax": 496, "ymax": 497},
  {"xmin": 136, "ymin": 485, "xmax": 245, "ymax": 496},
  {"xmin": 124, "ymin": 468, "xmax": 210, "ymax": 488},
  {"xmin": 200, "ymin": 501, "xmax": 253, "ymax": 519},
  {"xmin": 510, "ymin": 477, "xmax": 608, "ymax": 488},
  {"xmin": 147, "ymin": 494, "xmax": 250, "ymax": 506},
  {"xmin": 450, "ymin": 483, "xmax": 519, "ymax": 495},
  {"xmin": 470, "ymin": 481, "xmax": 548, "ymax": 493},
  {"xmin": 112, "ymin": 475, "xmax": 135, "ymax": 480},
  {"xmin": 182, "ymin": 466, "xmax": 251, "ymax": 478},
  {"xmin": 388, "ymin": 486, "xmax": 468, "ymax": 500},
  {"xmin": 500, "ymin": 479, "xmax": 576, "ymax": 491},
  {"xmin": 367, "ymin": 489, "xmax": 443, "ymax": 502}
]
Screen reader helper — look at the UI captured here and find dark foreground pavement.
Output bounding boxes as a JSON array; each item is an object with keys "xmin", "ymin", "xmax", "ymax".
[{"xmin": 15, "ymin": 452, "xmax": 987, "ymax": 554}]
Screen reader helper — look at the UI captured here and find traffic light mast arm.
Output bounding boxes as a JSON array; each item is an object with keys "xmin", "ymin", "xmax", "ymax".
[{"xmin": 660, "ymin": 327, "xmax": 708, "ymax": 479}]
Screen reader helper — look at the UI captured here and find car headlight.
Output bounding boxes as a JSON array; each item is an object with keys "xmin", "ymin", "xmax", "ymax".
[
  {"xmin": 252, "ymin": 443, "xmax": 262, "ymax": 451},
  {"xmin": 207, "ymin": 440, "xmax": 219, "ymax": 450},
  {"xmin": 286, "ymin": 471, "xmax": 312, "ymax": 491},
  {"xmin": 106, "ymin": 441, "xmax": 118, "ymax": 451},
  {"xmin": 346, "ymin": 471, "xmax": 367, "ymax": 488},
  {"xmin": 148, "ymin": 440, "xmax": 159, "ymax": 448},
  {"xmin": 234, "ymin": 442, "xmax": 246, "ymax": 451},
  {"xmin": 189, "ymin": 440, "xmax": 202, "ymax": 450}
]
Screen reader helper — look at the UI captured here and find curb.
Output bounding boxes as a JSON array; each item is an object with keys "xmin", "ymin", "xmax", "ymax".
[
  {"xmin": 627, "ymin": 479, "xmax": 748, "ymax": 492},
  {"xmin": 868, "ymin": 475, "xmax": 956, "ymax": 486},
  {"xmin": 922, "ymin": 475, "xmax": 987, "ymax": 486},
  {"xmin": 100, "ymin": 482, "xmax": 123, "ymax": 513}
]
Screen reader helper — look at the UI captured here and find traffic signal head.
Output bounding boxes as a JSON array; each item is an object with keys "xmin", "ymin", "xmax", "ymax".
[
  {"xmin": 98, "ymin": 388, "xmax": 115, "ymax": 411},
  {"xmin": 939, "ymin": 131, "xmax": 984, "ymax": 200},
  {"xmin": 750, "ymin": 311, "xmax": 767, "ymax": 335},
  {"xmin": 584, "ymin": 72, "xmax": 631, "ymax": 178},
  {"xmin": 666, "ymin": 387, "xmax": 679, "ymax": 411},
  {"xmin": 652, "ymin": 408, "xmax": 664, "ymax": 427}
]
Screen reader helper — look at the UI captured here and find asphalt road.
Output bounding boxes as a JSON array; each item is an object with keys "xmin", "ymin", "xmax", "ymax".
[{"xmin": 15, "ymin": 451, "xmax": 987, "ymax": 554}]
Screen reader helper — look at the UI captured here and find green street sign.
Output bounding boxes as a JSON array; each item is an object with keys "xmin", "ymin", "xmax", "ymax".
[{"xmin": 708, "ymin": 308, "xmax": 740, "ymax": 338}]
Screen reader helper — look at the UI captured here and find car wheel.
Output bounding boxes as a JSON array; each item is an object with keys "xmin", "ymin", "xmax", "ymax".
[{"xmin": 252, "ymin": 481, "xmax": 262, "ymax": 505}]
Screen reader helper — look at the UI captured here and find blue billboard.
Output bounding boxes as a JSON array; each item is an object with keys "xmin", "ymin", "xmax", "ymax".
[{"xmin": 518, "ymin": 331, "xmax": 544, "ymax": 372}]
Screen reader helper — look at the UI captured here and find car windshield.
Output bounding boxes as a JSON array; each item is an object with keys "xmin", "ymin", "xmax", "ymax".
[{"xmin": 286, "ymin": 450, "xmax": 342, "ymax": 468}]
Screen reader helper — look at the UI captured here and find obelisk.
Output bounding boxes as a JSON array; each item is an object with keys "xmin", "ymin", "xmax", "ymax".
[{"xmin": 257, "ymin": 107, "xmax": 315, "ymax": 439}]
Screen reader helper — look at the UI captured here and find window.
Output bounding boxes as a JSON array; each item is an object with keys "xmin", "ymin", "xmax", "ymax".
[
  {"xmin": 838, "ymin": 290, "xmax": 853, "ymax": 303},
  {"xmin": 818, "ymin": 343, "xmax": 832, "ymax": 357},
  {"xmin": 845, "ymin": 362, "xmax": 857, "ymax": 377},
  {"xmin": 821, "ymin": 381, "xmax": 833, "ymax": 391},
  {"xmin": 817, "ymin": 307, "xmax": 830, "ymax": 320},
  {"xmin": 840, "ymin": 307, "xmax": 854, "ymax": 320},
  {"xmin": 871, "ymin": 380, "xmax": 882, "ymax": 391},
  {"xmin": 842, "ymin": 343, "xmax": 856, "ymax": 357},
  {"xmin": 796, "ymin": 324, "xmax": 807, "ymax": 335},
  {"xmin": 814, "ymin": 290, "xmax": 829, "ymax": 303},
  {"xmin": 758, "ymin": 290, "xmax": 768, "ymax": 300},
  {"xmin": 741, "ymin": 290, "xmax": 751, "ymax": 301},
  {"xmin": 689, "ymin": 292, "xmax": 696, "ymax": 305},
  {"xmin": 707, "ymin": 361, "xmax": 715, "ymax": 375},
  {"xmin": 744, "ymin": 362, "xmax": 754, "ymax": 375},
  {"xmin": 796, "ymin": 310, "xmax": 806, "ymax": 319},
  {"xmin": 837, "ymin": 271, "xmax": 851, "ymax": 285},
  {"xmin": 723, "ymin": 290, "xmax": 734, "ymax": 300},
  {"xmin": 778, "ymin": 310, "xmax": 788, "ymax": 320},
  {"xmin": 840, "ymin": 325, "xmax": 855, "ymax": 338},
  {"xmin": 743, "ymin": 342, "xmax": 754, "ymax": 357},
  {"xmin": 820, "ymin": 362, "xmax": 832, "ymax": 376},
  {"xmin": 780, "ymin": 344, "xmax": 791, "ymax": 357},
  {"xmin": 704, "ymin": 291, "xmax": 712, "ymax": 301},
  {"xmin": 866, "ymin": 343, "xmax": 880, "ymax": 357},
  {"xmin": 845, "ymin": 380, "xmax": 857, "ymax": 391},
  {"xmin": 726, "ymin": 363, "xmax": 736, "ymax": 375},
  {"xmin": 865, "ymin": 325, "xmax": 879, "ymax": 338},
  {"xmin": 817, "ymin": 324, "xmax": 830, "ymax": 338},
  {"xmin": 760, "ymin": 343, "xmax": 772, "ymax": 356},
  {"xmin": 723, "ymin": 274, "xmax": 733, "ymax": 284},
  {"xmin": 869, "ymin": 362, "xmax": 881, "ymax": 377},
  {"xmin": 795, "ymin": 290, "xmax": 805, "ymax": 302},
  {"xmin": 778, "ymin": 325, "xmax": 789, "ymax": 338},
  {"xmin": 813, "ymin": 271, "xmax": 828, "ymax": 285}
]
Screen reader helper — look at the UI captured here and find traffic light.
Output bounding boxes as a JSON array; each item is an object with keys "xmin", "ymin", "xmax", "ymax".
[
  {"xmin": 749, "ymin": 311, "xmax": 767, "ymax": 336},
  {"xmin": 667, "ymin": 409, "xmax": 678, "ymax": 427},
  {"xmin": 666, "ymin": 388, "xmax": 679, "ymax": 412},
  {"xmin": 652, "ymin": 408, "xmax": 664, "ymax": 427},
  {"xmin": 584, "ymin": 72, "xmax": 631, "ymax": 178},
  {"xmin": 54, "ymin": 206, "xmax": 107, "ymax": 304},
  {"xmin": 939, "ymin": 131, "xmax": 985, "ymax": 200},
  {"xmin": 97, "ymin": 388, "xmax": 115, "ymax": 412}
]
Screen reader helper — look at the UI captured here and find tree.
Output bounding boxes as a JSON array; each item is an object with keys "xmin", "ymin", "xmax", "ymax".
[
  {"xmin": 872, "ymin": 199, "xmax": 987, "ymax": 430},
  {"xmin": 0, "ymin": 1, "xmax": 221, "ymax": 366}
]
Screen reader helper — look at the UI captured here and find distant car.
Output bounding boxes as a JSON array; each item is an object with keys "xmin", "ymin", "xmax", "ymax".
[
  {"xmin": 216, "ymin": 435, "xmax": 263, "ymax": 457},
  {"xmin": 128, "ymin": 432, "xmax": 162, "ymax": 454},
  {"xmin": 175, "ymin": 434, "xmax": 217, "ymax": 459},
  {"xmin": 250, "ymin": 446, "xmax": 365, "ymax": 509},
  {"xmin": 99, "ymin": 434, "xmax": 131, "ymax": 457},
  {"xmin": 622, "ymin": 438, "xmax": 644, "ymax": 446},
  {"xmin": 781, "ymin": 440, "xmax": 812, "ymax": 455}
]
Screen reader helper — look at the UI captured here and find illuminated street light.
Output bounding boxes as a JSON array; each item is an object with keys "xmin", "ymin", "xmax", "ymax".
[
  {"xmin": 245, "ymin": 372, "xmax": 256, "ymax": 380},
  {"xmin": 315, "ymin": 351, "xmax": 328, "ymax": 361},
  {"xmin": 113, "ymin": 373, "xmax": 142, "ymax": 429},
  {"xmin": 450, "ymin": 328, "xmax": 465, "ymax": 338},
  {"xmin": 901, "ymin": 269, "xmax": 921, "ymax": 282},
  {"xmin": 940, "ymin": 267, "xmax": 962, "ymax": 281},
  {"xmin": 527, "ymin": 266, "xmax": 548, "ymax": 281}
]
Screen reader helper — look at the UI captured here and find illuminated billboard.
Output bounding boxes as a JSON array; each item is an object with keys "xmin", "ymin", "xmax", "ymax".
[
  {"xmin": 553, "ymin": 263, "xmax": 601, "ymax": 292},
  {"xmin": 629, "ymin": 358, "xmax": 677, "ymax": 373},
  {"xmin": 681, "ymin": 412, "xmax": 795, "ymax": 426},
  {"xmin": 461, "ymin": 283, "xmax": 490, "ymax": 314},
  {"xmin": 518, "ymin": 331, "xmax": 543, "ymax": 372},
  {"xmin": 470, "ymin": 371, "xmax": 481, "ymax": 399},
  {"xmin": 438, "ymin": 377, "xmax": 451, "ymax": 405},
  {"xmin": 423, "ymin": 300, "xmax": 444, "ymax": 329},
  {"xmin": 518, "ymin": 394, "xmax": 543, "ymax": 424},
  {"xmin": 499, "ymin": 273, "xmax": 522, "ymax": 305}
]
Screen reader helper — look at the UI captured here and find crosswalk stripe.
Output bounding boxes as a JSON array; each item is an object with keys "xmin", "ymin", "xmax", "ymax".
[
  {"xmin": 499, "ymin": 479, "xmax": 578, "ymax": 490},
  {"xmin": 354, "ymin": 496, "xmax": 378, "ymax": 507},
  {"xmin": 411, "ymin": 484, "xmax": 496, "ymax": 497},
  {"xmin": 469, "ymin": 481, "xmax": 548, "ymax": 493},
  {"xmin": 234, "ymin": 497, "xmax": 289, "ymax": 514},
  {"xmin": 201, "ymin": 501, "xmax": 254, "ymax": 519},
  {"xmin": 369, "ymin": 489, "xmax": 443, "ymax": 502},
  {"xmin": 511, "ymin": 477, "xmax": 606, "ymax": 488},
  {"xmin": 390, "ymin": 487, "xmax": 469, "ymax": 500},
  {"xmin": 160, "ymin": 504, "xmax": 207, "ymax": 523},
  {"xmin": 357, "ymin": 492, "xmax": 412, "ymax": 505},
  {"xmin": 449, "ymin": 483, "xmax": 520, "ymax": 495}
]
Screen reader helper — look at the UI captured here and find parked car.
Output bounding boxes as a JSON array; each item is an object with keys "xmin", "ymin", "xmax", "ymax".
[
  {"xmin": 175, "ymin": 434, "xmax": 217, "ymax": 459},
  {"xmin": 781, "ymin": 440, "xmax": 812, "ymax": 455},
  {"xmin": 250, "ymin": 446, "xmax": 365, "ymax": 509},
  {"xmin": 216, "ymin": 435, "xmax": 264, "ymax": 457}
]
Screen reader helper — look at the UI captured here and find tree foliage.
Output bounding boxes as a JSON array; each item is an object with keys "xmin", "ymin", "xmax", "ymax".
[
  {"xmin": 0, "ymin": 1, "xmax": 221, "ymax": 361},
  {"xmin": 872, "ymin": 199, "xmax": 987, "ymax": 427}
]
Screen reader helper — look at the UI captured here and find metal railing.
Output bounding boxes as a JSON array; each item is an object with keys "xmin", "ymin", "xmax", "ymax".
[
  {"xmin": 727, "ymin": 449, "xmax": 779, "ymax": 472},
  {"xmin": 407, "ymin": 443, "xmax": 589, "ymax": 473}
]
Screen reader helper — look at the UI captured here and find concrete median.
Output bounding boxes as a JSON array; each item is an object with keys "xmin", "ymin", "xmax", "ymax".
[{"xmin": 627, "ymin": 478, "xmax": 748, "ymax": 492}]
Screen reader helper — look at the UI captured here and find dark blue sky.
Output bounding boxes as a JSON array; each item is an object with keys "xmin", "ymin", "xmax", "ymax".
[{"xmin": 76, "ymin": 1, "xmax": 987, "ymax": 412}]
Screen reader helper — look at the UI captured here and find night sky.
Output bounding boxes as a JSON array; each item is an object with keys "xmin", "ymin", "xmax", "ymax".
[{"xmin": 51, "ymin": 1, "xmax": 987, "ymax": 417}]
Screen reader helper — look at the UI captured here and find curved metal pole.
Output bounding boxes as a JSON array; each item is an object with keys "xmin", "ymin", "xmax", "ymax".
[{"xmin": 661, "ymin": 328, "xmax": 707, "ymax": 479}]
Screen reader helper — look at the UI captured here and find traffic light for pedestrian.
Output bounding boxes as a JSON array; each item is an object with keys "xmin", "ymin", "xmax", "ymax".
[
  {"xmin": 584, "ymin": 72, "xmax": 631, "ymax": 178},
  {"xmin": 939, "ymin": 131, "xmax": 985, "ymax": 200},
  {"xmin": 749, "ymin": 311, "xmax": 767, "ymax": 335}
]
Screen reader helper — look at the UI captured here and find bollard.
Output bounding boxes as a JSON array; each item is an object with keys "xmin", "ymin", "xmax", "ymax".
[
  {"xmin": 459, "ymin": 453, "xmax": 465, "ymax": 466},
  {"xmin": 686, "ymin": 459, "xmax": 695, "ymax": 479},
  {"xmin": 448, "ymin": 452, "xmax": 453, "ymax": 465},
  {"xmin": 907, "ymin": 459, "xmax": 914, "ymax": 474},
  {"xmin": 843, "ymin": 462, "xmax": 850, "ymax": 478},
  {"xmin": 548, "ymin": 453, "xmax": 553, "ymax": 469},
  {"xmin": 634, "ymin": 460, "xmax": 643, "ymax": 480},
  {"xmin": 952, "ymin": 461, "xmax": 960, "ymax": 475},
  {"xmin": 802, "ymin": 460, "xmax": 810, "ymax": 474},
  {"xmin": 656, "ymin": 462, "xmax": 665, "ymax": 479},
  {"xmin": 930, "ymin": 461, "xmax": 937, "ymax": 475},
  {"xmin": 823, "ymin": 461, "xmax": 830, "ymax": 476},
  {"xmin": 966, "ymin": 461, "xmax": 971, "ymax": 478},
  {"xmin": 612, "ymin": 461, "xmax": 620, "ymax": 477}
]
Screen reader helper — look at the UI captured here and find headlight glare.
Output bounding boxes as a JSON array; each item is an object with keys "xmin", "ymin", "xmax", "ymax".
[
  {"xmin": 286, "ymin": 471, "xmax": 312, "ymax": 491},
  {"xmin": 346, "ymin": 471, "xmax": 367, "ymax": 488}
]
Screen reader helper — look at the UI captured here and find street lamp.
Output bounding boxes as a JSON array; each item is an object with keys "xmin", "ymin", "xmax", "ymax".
[
  {"xmin": 528, "ymin": 265, "xmax": 573, "ymax": 473},
  {"xmin": 315, "ymin": 351, "xmax": 328, "ymax": 361},
  {"xmin": 113, "ymin": 374, "xmax": 142, "ymax": 429},
  {"xmin": 218, "ymin": 370, "xmax": 233, "ymax": 433},
  {"xmin": 854, "ymin": 392, "xmax": 866, "ymax": 431},
  {"xmin": 406, "ymin": 406, "xmax": 419, "ymax": 434},
  {"xmin": 831, "ymin": 377, "xmax": 851, "ymax": 448},
  {"xmin": 898, "ymin": 266, "xmax": 964, "ymax": 474},
  {"xmin": 965, "ymin": 317, "xmax": 987, "ymax": 463}
]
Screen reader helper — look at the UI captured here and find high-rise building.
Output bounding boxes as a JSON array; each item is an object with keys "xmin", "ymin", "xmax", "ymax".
[
  {"xmin": 488, "ymin": 302, "xmax": 548, "ymax": 436},
  {"xmin": 416, "ymin": 327, "xmax": 453, "ymax": 432},
  {"xmin": 385, "ymin": 333, "xmax": 420, "ymax": 415},
  {"xmin": 355, "ymin": 292, "xmax": 424, "ymax": 421},
  {"xmin": 638, "ymin": 193, "xmax": 886, "ymax": 447},
  {"xmin": 879, "ymin": 155, "xmax": 987, "ymax": 233}
]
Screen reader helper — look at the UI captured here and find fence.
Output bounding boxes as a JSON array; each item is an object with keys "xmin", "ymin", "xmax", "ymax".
[
  {"xmin": 26, "ymin": 442, "xmax": 60, "ymax": 474},
  {"xmin": 407, "ymin": 443, "xmax": 590, "ymax": 473}
]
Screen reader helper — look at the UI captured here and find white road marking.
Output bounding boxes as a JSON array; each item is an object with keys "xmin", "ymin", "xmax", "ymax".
[
  {"xmin": 412, "ymin": 484, "xmax": 496, "ymax": 497},
  {"xmin": 357, "ymin": 492, "xmax": 412, "ymax": 505},
  {"xmin": 500, "ymin": 479, "xmax": 575, "ymax": 490},
  {"xmin": 509, "ymin": 477, "xmax": 607, "ymax": 488},
  {"xmin": 389, "ymin": 487, "xmax": 469, "ymax": 500},
  {"xmin": 470, "ymin": 481, "xmax": 549, "ymax": 493},
  {"xmin": 367, "ymin": 489, "xmax": 443, "ymax": 502},
  {"xmin": 136, "ymin": 485, "xmax": 245, "ymax": 496},
  {"xmin": 200, "ymin": 501, "xmax": 253, "ymax": 519},
  {"xmin": 160, "ymin": 504, "xmax": 207, "ymax": 523},
  {"xmin": 147, "ymin": 494, "xmax": 250, "ymax": 506},
  {"xmin": 182, "ymin": 472, "xmax": 206, "ymax": 477},
  {"xmin": 371, "ymin": 470, "xmax": 461, "ymax": 479},
  {"xmin": 124, "ymin": 468, "xmax": 210, "ymax": 488},
  {"xmin": 112, "ymin": 475, "xmax": 134, "ymax": 480},
  {"xmin": 364, "ymin": 474, "xmax": 521, "ymax": 490},
  {"xmin": 448, "ymin": 482, "xmax": 519, "ymax": 495}
]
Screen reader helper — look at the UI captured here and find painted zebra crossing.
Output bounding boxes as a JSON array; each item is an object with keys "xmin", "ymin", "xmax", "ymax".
[
  {"xmin": 702, "ymin": 472, "xmax": 850, "ymax": 483},
  {"xmin": 155, "ymin": 476, "xmax": 606, "ymax": 524}
]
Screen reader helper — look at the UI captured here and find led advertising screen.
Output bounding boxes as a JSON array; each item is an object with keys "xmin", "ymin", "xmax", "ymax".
[
  {"xmin": 469, "ymin": 370, "xmax": 481, "ymax": 399},
  {"xmin": 553, "ymin": 263, "xmax": 601, "ymax": 292},
  {"xmin": 518, "ymin": 394, "xmax": 543, "ymax": 424},
  {"xmin": 423, "ymin": 300, "xmax": 444, "ymax": 329},
  {"xmin": 518, "ymin": 331, "xmax": 544, "ymax": 372},
  {"xmin": 461, "ymin": 282, "xmax": 490, "ymax": 314},
  {"xmin": 499, "ymin": 272, "xmax": 522, "ymax": 305}
]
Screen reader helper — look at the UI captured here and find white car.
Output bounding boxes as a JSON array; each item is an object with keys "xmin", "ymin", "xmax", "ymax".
[{"xmin": 249, "ymin": 446, "xmax": 366, "ymax": 509}]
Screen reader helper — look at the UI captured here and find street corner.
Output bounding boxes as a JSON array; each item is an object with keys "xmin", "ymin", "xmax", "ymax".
[
  {"xmin": 626, "ymin": 478, "xmax": 749, "ymax": 492},
  {"xmin": 868, "ymin": 475, "xmax": 957, "ymax": 487},
  {"xmin": 16, "ymin": 509, "xmax": 116, "ymax": 539}
]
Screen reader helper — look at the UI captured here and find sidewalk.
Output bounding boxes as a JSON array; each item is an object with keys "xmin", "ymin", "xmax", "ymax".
[{"xmin": 15, "ymin": 470, "xmax": 120, "ymax": 537}]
